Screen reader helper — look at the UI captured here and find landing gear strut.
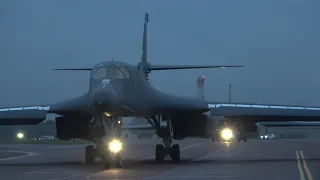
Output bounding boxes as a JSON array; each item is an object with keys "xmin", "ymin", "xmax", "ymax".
[
  {"xmin": 237, "ymin": 133, "xmax": 247, "ymax": 142},
  {"xmin": 85, "ymin": 145, "xmax": 96, "ymax": 164},
  {"xmin": 237, "ymin": 125, "xmax": 247, "ymax": 142},
  {"xmin": 85, "ymin": 114, "xmax": 123, "ymax": 169},
  {"xmin": 149, "ymin": 115, "xmax": 180, "ymax": 163}
]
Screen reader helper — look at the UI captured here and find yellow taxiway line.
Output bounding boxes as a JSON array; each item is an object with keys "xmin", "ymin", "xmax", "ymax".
[{"xmin": 296, "ymin": 150, "xmax": 313, "ymax": 180}]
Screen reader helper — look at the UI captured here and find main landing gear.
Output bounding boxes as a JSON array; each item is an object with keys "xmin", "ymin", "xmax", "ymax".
[
  {"xmin": 237, "ymin": 125, "xmax": 247, "ymax": 142},
  {"xmin": 85, "ymin": 114, "xmax": 123, "ymax": 169},
  {"xmin": 237, "ymin": 134, "xmax": 247, "ymax": 142},
  {"xmin": 155, "ymin": 142, "xmax": 180, "ymax": 162},
  {"xmin": 148, "ymin": 115, "xmax": 181, "ymax": 163}
]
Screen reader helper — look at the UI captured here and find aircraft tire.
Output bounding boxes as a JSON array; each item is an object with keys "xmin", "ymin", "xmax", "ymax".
[
  {"xmin": 155, "ymin": 144, "xmax": 165, "ymax": 162},
  {"xmin": 115, "ymin": 154, "xmax": 123, "ymax": 168},
  {"xmin": 237, "ymin": 135, "xmax": 241, "ymax": 142},
  {"xmin": 85, "ymin": 145, "xmax": 95, "ymax": 164},
  {"xmin": 101, "ymin": 151, "xmax": 123, "ymax": 169},
  {"xmin": 103, "ymin": 159, "xmax": 110, "ymax": 169},
  {"xmin": 102, "ymin": 153, "xmax": 111, "ymax": 169},
  {"xmin": 243, "ymin": 136, "xmax": 247, "ymax": 142},
  {"xmin": 171, "ymin": 144, "xmax": 180, "ymax": 162}
]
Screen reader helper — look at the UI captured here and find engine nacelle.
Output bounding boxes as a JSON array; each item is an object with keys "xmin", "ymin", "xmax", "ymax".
[
  {"xmin": 171, "ymin": 114, "xmax": 214, "ymax": 139},
  {"xmin": 55, "ymin": 115, "xmax": 92, "ymax": 141}
]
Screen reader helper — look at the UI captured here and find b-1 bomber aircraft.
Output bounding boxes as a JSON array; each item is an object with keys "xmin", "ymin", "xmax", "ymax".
[{"xmin": 1, "ymin": 12, "xmax": 320, "ymax": 169}]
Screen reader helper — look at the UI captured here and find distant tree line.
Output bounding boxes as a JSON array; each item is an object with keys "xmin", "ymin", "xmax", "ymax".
[{"xmin": 0, "ymin": 120, "xmax": 56, "ymax": 141}]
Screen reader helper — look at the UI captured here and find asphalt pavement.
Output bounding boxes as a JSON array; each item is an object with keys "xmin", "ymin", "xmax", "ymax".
[{"xmin": 0, "ymin": 137, "xmax": 319, "ymax": 180}]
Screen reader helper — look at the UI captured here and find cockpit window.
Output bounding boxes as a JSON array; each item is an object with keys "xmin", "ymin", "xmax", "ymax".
[
  {"xmin": 91, "ymin": 66, "xmax": 130, "ymax": 80},
  {"xmin": 108, "ymin": 67, "xmax": 125, "ymax": 79},
  {"xmin": 120, "ymin": 68, "xmax": 130, "ymax": 78},
  {"xmin": 92, "ymin": 67, "xmax": 107, "ymax": 79}
]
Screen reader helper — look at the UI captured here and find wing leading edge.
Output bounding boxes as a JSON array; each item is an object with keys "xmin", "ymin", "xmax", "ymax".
[
  {"xmin": 0, "ymin": 106, "xmax": 50, "ymax": 125},
  {"xmin": 208, "ymin": 102, "xmax": 320, "ymax": 117},
  {"xmin": 257, "ymin": 121, "xmax": 320, "ymax": 127},
  {"xmin": 0, "ymin": 94, "xmax": 89, "ymax": 125}
]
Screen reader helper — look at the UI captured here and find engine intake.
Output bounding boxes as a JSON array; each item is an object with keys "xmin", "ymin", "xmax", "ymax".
[
  {"xmin": 171, "ymin": 114, "xmax": 214, "ymax": 139},
  {"xmin": 55, "ymin": 115, "xmax": 92, "ymax": 140}
]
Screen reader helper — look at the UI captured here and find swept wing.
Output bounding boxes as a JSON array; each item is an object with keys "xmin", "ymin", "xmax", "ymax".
[
  {"xmin": 0, "ymin": 94, "xmax": 89, "ymax": 125},
  {"xmin": 257, "ymin": 121, "xmax": 320, "ymax": 127},
  {"xmin": 0, "ymin": 105, "xmax": 50, "ymax": 125},
  {"xmin": 208, "ymin": 102, "xmax": 320, "ymax": 120}
]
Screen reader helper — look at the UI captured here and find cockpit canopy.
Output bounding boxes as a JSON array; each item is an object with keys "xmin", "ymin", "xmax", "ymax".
[{"xmin": 91, "ymin": 66, "xmax": 130, "ymax": 80}]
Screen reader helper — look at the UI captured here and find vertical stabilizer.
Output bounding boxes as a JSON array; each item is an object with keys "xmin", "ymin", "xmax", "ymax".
[
  {"xmin": 141, "ymin": 13, "xmax": 148, "ymax": 63},
  {"xmin": 136, "ymin": 12, "xmax": 242, "ymax": 82}
]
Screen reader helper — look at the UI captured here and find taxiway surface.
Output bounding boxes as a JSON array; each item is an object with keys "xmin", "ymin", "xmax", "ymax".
[{"xmin": 0, "ymin": 137, "xmax": 319, "ymax": 180}]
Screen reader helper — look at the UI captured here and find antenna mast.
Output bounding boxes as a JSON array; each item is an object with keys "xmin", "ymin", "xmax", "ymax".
[
  {"xmin": 197, "ymin": 76, "xmax": 205, "ymax": 100},
  {"xmin": 229, "ymin": 84, "xmax": 232, "ymax": 102}
]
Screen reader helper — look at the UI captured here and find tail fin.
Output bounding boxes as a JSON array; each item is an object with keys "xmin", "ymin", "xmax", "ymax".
[
  {"xmin": 141, "ymin": 12, "xmax": 148, "ymax": 63},
  {"xmin": 137, "ymin": 12, "xmax": 243, "ymax": 81}
]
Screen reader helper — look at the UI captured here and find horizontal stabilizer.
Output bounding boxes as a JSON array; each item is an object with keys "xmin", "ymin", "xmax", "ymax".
[
  {"xmin": 149, "ymin": 65, "xmax": 243, "ymax": 71},
  {"xmin": 53, "ymin": 68, "xmax": 92, "ymax": 71}
]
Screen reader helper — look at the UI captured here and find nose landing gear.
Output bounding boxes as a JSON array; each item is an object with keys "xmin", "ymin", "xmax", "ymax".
[{"xmin": 85, "ymin": 115, "xmax": 123, "ymax": 169}]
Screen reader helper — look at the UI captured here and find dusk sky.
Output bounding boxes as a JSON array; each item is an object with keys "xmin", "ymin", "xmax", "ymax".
[{"xmin": 1, "ymin": 0, "xmax": 320, "ymax": 108}]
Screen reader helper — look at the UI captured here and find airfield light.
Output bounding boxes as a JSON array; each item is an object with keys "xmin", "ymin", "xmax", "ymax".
[
  {"xmin": 108, "ymin": 139, "xmax": 123, "ymax": 153},
  {"xmin": 104, "ymin": 112, "xmax": 112, "ymax": 117},
  {"xmin": 117, "ymin": 120, "xmax": 121, "ymax": 124},
  {"xmin": 220, "ymin": 128, "xmax": 233, "ymax": 141},
  {"xmin": 17, "ymin": 132, "xmax": 24, "ymax": 139}
]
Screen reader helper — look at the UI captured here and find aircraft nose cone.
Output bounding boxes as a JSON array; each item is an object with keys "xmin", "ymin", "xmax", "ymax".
[{"xmin": 93, "ymin": 88, "xmax": 117, "ymax": 106}]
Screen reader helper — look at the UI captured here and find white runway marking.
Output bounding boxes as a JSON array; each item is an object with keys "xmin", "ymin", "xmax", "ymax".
[
  {"xmin": 24, "ymin": 168, "xmax": 59, "ymax": 174},
  {"xmin": 45, "ymin": 145, "xmax": 87, "ymax": 149},
  {"xmin": 47, "ymin": 174, "xmax": 86, "ymax": 180},
  {"xmin": 0, "ymin": 150, "xmax": 37, "ymax": 161}
]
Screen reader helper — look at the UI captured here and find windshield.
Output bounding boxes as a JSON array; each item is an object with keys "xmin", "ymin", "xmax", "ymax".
[{"xmin": 91, "ymin": 66, "xmax": 130, "ymax": 80}]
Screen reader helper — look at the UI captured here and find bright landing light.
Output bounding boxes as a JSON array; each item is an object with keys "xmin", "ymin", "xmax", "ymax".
[
  {"xmin": 17, "ymin": 132, "xmax": 24, "ymax": 139},
  {"xmin": 220, "ymin": 128, "xmax": 233, "ymax": 141},
  {"xmin": 108, "ymin": 139, "xmax": 123, "ymax": 153}
]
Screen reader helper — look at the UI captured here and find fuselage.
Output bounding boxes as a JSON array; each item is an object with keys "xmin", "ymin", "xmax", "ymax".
[
  {"xmin": 49, "ymin": 61, "xmax": 210, "ymax": 117},
  {"xmin": 88, "ymin": 61, "xmax": 209, "ymax": 116}
]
